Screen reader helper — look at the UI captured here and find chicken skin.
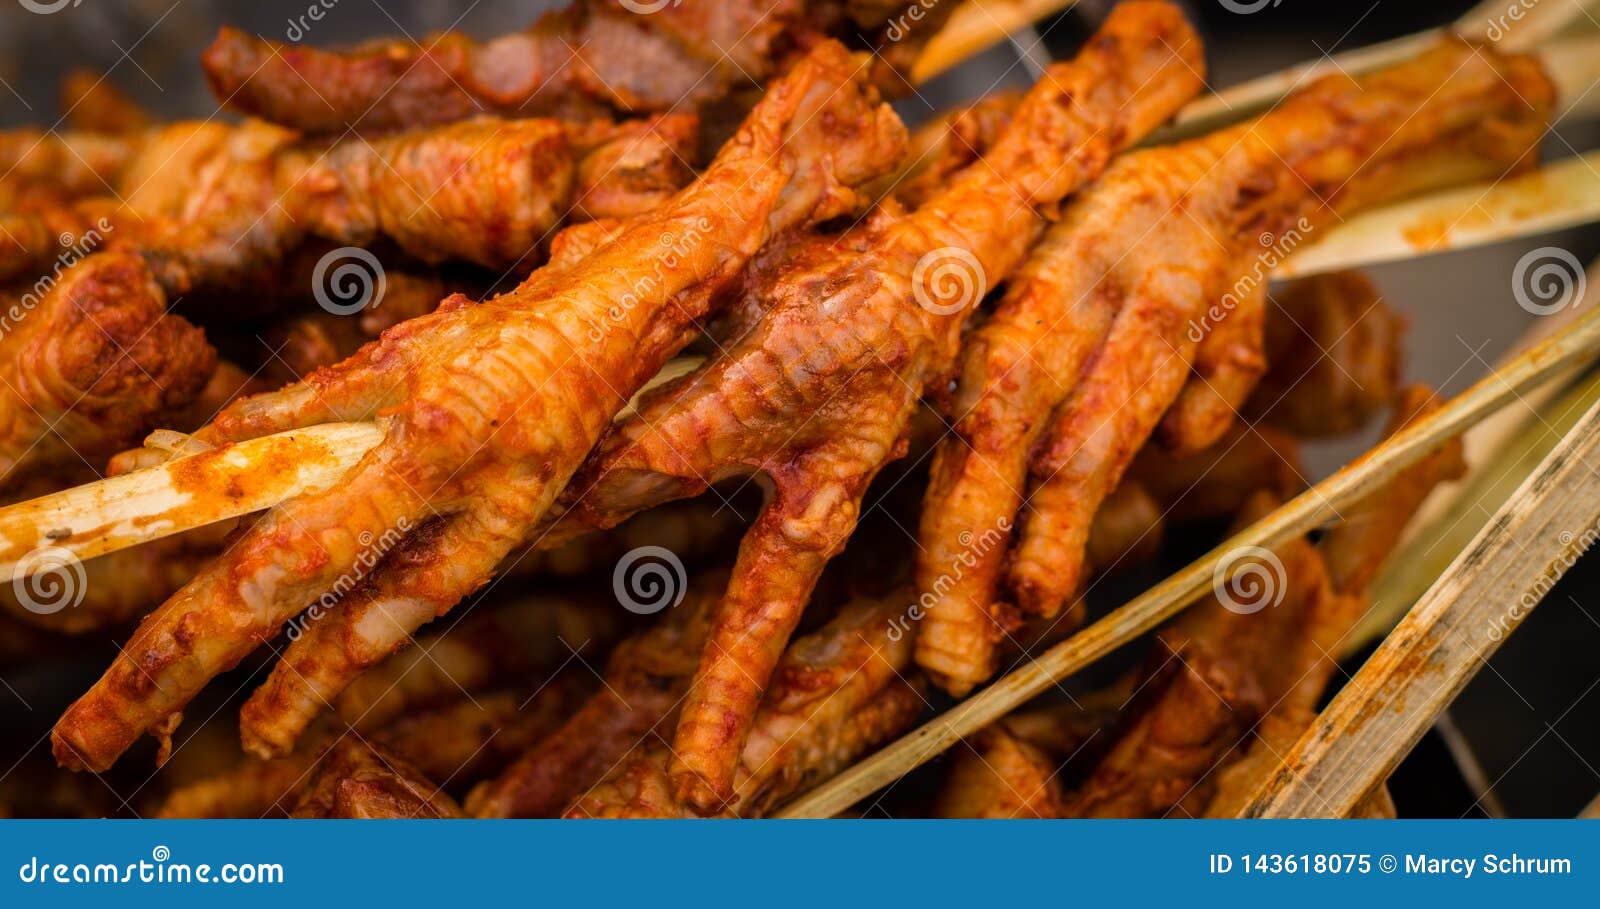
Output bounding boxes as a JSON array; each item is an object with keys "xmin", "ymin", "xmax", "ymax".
[
  {"xmin": 52, "ymin": 40, "xmax": 909, "ymax": 774},
  {"xmin": 538, "ymin": 0, "xmax": 1203, "ymax": 813},
  {"xmin": 202, "ymin": 0, "xmax": 951, "ymax": 134},
  {"xmin": 914, "ymin": 37, "xmax": 1553, "ymax": 695}
]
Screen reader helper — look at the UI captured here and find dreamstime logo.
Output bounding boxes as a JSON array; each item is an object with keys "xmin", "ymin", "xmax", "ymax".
[
  {"xmin": 284, "ymin": 517, "xmax": 411, "ymax": 641},
  {"xmin": 1187, "ymin": 219, "xmax": 1313, "ymax": 343},
  {"xmin": 312, "ymin": 246, "xmax": 386, "ymax": 316},
  {"xmin": 285, "ymin": 0, "xmax": 341, "ymax": 42},
  {"xmin": 0, "ymin": 217, "xmax": 113, "ymax": 341},
  {"xmin": 12, "ymin": 546, "xmax": 86, "ymax": 615},
  {"xmin": 18, "ymin": 844, "xmax": 285, "ymax": 885},
  {"xmin": 887, "ymin": 517, "xmax": 1011, "ymax": 642},
  {"xmin": 885, "ymin": 0, "xmax": 941, "ymax": 42},
  {"xmin": 1512, "ymin": 246, "xmax": 1585, "ymax": 316},
  {"xmin": 1485, "ymin": 0, "xmax": 1541, "ymax": 42},
  {"xmin": 1212, "ymin": 545, "xmax": 1286, "ymax": 615},
  {"xmin": 1218, "ymin": 0, "xmax": 1282, "ymax": 12},
  {"xmin": 612, "ymin": 546, "xmax": 686, "ymax": 615},
  {"xmin": 588, "ymin": 217, "xmax": 710, "ymax": 342},
  {"xmin": 912, "ymin": 246, "xmax": 986, "ymax": 316},
  {"xmin": 17, "ymin": 0, "xmax": 81, "ymax": 14},
  {"xmin": 1490, "ymin": 518, "xmax": 1600, "ymax": 642},
  {"xmin": 621, "ymin": 0, "xmax": 679, "ymax": 13}
]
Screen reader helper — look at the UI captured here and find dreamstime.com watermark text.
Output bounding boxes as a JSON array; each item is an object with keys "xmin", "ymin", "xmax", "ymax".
[
  {"xmin": 1489, "ymin": 517, "xmax": 1600, "ymax": 641},
  {"xmin": 18, "ymin": 846, "xmax": 284, "ymax": 887}
]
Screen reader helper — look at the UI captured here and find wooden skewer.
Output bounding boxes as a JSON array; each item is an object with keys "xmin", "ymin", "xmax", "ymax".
[
  {"xmin": 15, "ymin": 7, "xmax": 1586, "ymax": 578},
  {"xmin": 1279, "ymin": 149, "xmax": 1600, "ymax": 279},
  {"xmin": 1152, "ymin": 0, "xmax": 1597, "ymax": 144},
  {"xmin": 776, "ymin": 303, "xmax": 1600, "ymax": 818},
  {"xmin": 1351, "ymin": 363, "xmax": 1600, "ymax": 650},
  {"xmin": 914, "ymin": 2, "xmax": 1600, "ymax": 145},
  {"xmin": 1347, "ymin": 256, "xmax": 1600, "ymax": 650},
  {"xmin": 1238, "ymin": 374, "xmax": 1600, "ymax": 818},
  {"xmin": 912, "ymin": 0, "xmax": 1079, "ymax": 85},
  {"xmin": 0, "ymin": 356, "xmax": 707, "ymax": 580},
  {"xmin": 0, "ymin": 423, "xmax": 383, "ymax": 575},
  {"xmin": 5, "ymin": 150, "xmax": 1589, "ymax": 582},
  {"xmin": 1540, "ymin": 33, "xmax": 1600, "ymax": 121}
]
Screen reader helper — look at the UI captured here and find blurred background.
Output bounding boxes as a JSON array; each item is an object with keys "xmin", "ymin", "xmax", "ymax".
[{"xmin": 0, "ymin": 0, "xmax": 1595, "ymax": 817}]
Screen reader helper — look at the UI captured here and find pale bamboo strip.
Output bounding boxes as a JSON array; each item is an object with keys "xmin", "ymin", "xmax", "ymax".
[
  {"xmin": 1239, "ymin": 383, "xmax": 1600, "ymax": 818},
  {"xmin": 912, "ymin": 0, "xmax": 1079, "ymax": 85},
  {"xmin": 13, "ymin": 145, "xmax": 1593, "ymax": 577},
  {"xmin": 1278, "ymin": 150, "xmax": 1600, "ymax": 279},
  {"xmin": 1347, "ymin": 256, "xmax": 1600, "ymax": 649},
  {"xmin": 776, "ymin": 304, "xmax": 1600, "ymax": 818},
  {"xmin": 0, "ymin": 355, "xmax": 707, "ymax": 580},
  {"xmin": 0, "ymin": 422, "xmax": 384, "ymax": 578},
  {"xmin": 1154, "ymin": 0, "xmax": 1595, "ymax": 144},
  {"xmin": 1350, "ymin": 364, "xmax": 1600, "ymax": 649}
]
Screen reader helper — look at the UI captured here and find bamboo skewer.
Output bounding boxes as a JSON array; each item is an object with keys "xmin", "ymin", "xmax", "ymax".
[
  {"xmin": 1152, "ymin": 0, "xmax": 1597, "ymax": 144},
  {"xmin": 10, "ymin": 144, "xmax": 1593, "ymax": 582},
  {"xmin": 912, "ymin": 0, "xmax": 1079, "ymax": 84},
  {"xmin": 776, "ymin": 304, "xmax": 1600, "ymax": 818},
  {"xmin": 1432, "ymin": 709, "xmax": 1511, "ymax": 818},
  {"xmin": 0, "ymin": 423, "xmax": 384, "ymax": 575},
  {"xmin": 1237, "ymin": 377, "xmax": 1600, "ymax": 819},
  {"xmin": 7, "ymin": 11, "xmax": 1599, "ymax": 578},
  {"xmin": 1349, "ymin": 255, "xmax": 1600, "ymax": 651},
  {"xmin": 1351, "ymin": 362, "xmax": 1600, "ymax": 650},
  {"xmin": 1278, "ymin": 149, "xmax": 1600, "ymax": 279},
  {"xmin": 0, "ymin": 356, "xmax": 707, "ymax": 579}
]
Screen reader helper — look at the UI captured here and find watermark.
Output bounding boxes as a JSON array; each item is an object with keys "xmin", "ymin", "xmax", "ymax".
[
  {"xmin": 1187, "ymin": 218, "xmax": 1313, "ymax": 343},
  {"xmin": 11, "ymin": 545, "xmax": 85, "ymax": 615},
  {"xmin": 17, "ymin": 0, "xmax": 81, "ymax": 14},
  {"xmin": 284, "ymin": 517, "xmax": 412, "ymax": 641},
  {"xmin": 285, "ymin": 0, "xmax": 340, "ymax": 41},
  {"xmin": 887, "ymin": 517, "xmax": 1011, "ymax": 642},
  {"xmin": 1218, "ymin": 0, "xmax": 1282, "ymax": 13},
  {"xmin": 587, "ymin": 217, "xmax": 711, "ymax": 342},
  {"xmin": 0, "ymin": 217, "xmax": 113, "ymax": 340},
  {"xmin": 1511, "ymin": 246, "xmax": 1585, "ymax": 316},
  {"xmin": 1489, "ymin": 518, "xmax": 1600, "ymax": 642},
  {"xmin": 620, "ymin": 0, "xmax": 679, "ymax": 14},
  {"xmin": 312, "ymin": 246, "xmax": 386, "ymax": 316},
  {"xmin": 912, "ymin": 246, "xmax": 987, "ymax": 316},
  {"xmin": 885, "ymin": 0, "xmax": 942, "ymax": 42},
  {"xmin": 1211, "ymin": 545, "xmax": 1286, "ymax": 615},
  {"xmin": 18, "ymin": 845, "xmax": 283, "ymax": 886},
  {"xmin": 1485, "ymin": 0, "xmax": 1541, "ymax": 42},
  {"xmin": 612, "ymin": 545, "xmax": 687, "ymax": 615}
]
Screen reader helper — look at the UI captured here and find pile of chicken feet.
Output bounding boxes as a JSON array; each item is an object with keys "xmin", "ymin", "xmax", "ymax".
[{"xmin": 0, "ymin": 0, "xmax": 1558, "ymax": 817}]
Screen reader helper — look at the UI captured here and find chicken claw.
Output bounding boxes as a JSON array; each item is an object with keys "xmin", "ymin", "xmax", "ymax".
[{"xmin": 52, "ymin": 40, "xmax": 908, "ymax": 773}]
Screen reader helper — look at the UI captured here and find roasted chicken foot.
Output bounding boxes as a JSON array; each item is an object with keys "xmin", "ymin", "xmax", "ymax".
[
  {"xmin": 202, "ymin": 0, "xmax": 949, "ymax": 134},
  {"xmin": 52, "ymin": 41, "xmax": 908, "ymax": 773},
  {"xmin": 914, "ymin": 37, "xmax": 1553, "ymax": 695},
  {"xmin": 553, "ymin": 0, "xmax": 1204, "ymax": 813},
  {"xmin": 1066, "ymin": 387, "xmax": 1465, "ymax": 818},
  {"xmin": 564, "ymin": 591, "xmax": 921, "ymax": 818},
  {"xmin": 2, "ymin": 113, "xmax": 697, "ymax": 292}
]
